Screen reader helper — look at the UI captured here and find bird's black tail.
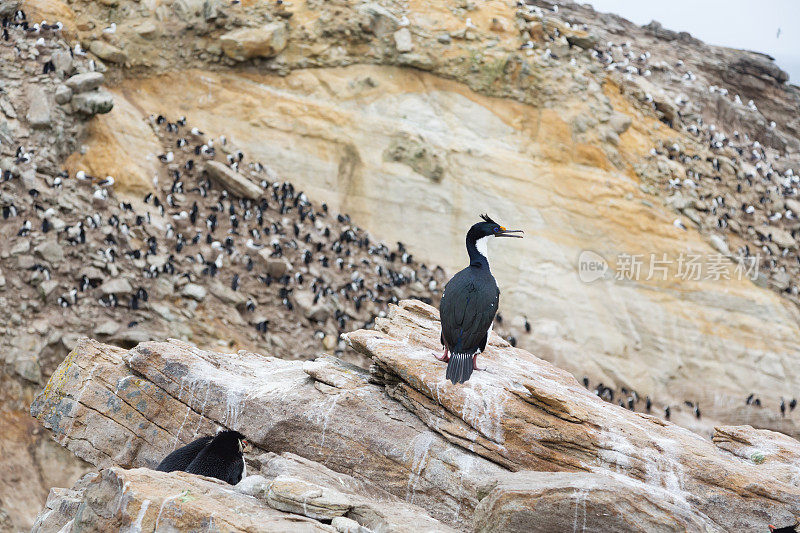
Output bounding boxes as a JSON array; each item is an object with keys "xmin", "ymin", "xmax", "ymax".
[{"xmin": 446, "ymin": 353, "xmax": 474, "ymax": 384}]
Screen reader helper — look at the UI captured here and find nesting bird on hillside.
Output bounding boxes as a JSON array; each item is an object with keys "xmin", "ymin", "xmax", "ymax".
[{"xmin": 437, "ymin": 214, "xmax": 523, "ymax": 384}]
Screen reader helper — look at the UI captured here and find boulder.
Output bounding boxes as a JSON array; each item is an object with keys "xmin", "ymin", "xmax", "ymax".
[
  {"xmin": 608, "ymin": 112, "xmax": 632, "ymax": 135},
  {"xmin": 357, "ymin": 3, "xmax": 399, "ymax": 36},
  {"xmin": 133, "ymin": 20, "xmax": 158, "ymax": 37},
  {"xmin": 181, "ymin": 283, "xmax": 207, "ymax": 300},
  {"xmin": 393, "ymin": 28, "xmax": 414, "ymax": 53},
  {"xmin": 220, "ymin": 22, "xmax": 288, "ymax": 61},
  {"xmin": 253, "ymin": 452, "xmax": 453, "ymax": 531},
  {"xmin": 34, "ymin": 240, "xmax": 64, "ymax": 264},
  {"xmin": 71, "ymin": 89, "xmax": 114, "ymax": 115},
  {"xmin": 566, "ymin": 33, "xmax": 598, "ymax": 50},
  {"xmin": 98, "ymin": 278, "xmax": 132, "ymax": 295},
  {"xmin": 50, "ymin": 50, "xmax": 74, "ymax": 77},
  {"xmin": 93, "ymin": 320, "xmax": 121, "ymax": 336},
  {"xmin": 89, "ymin": 40, "xmax": 127, "ymax": 64},
  {"xmin": 653, "ymin": 97, "xmax": 677, "ymax": 123},
  {"xmin": 10, "ymin": 240, "xmax": 30, "ymax": 255},
  {"xmin": 257, "ymin": 251, "xmax": 292, "ymax": 277},
  {"xmin": 209, "ymin": 280, "xmax": 246, "ymax": 305},
  {"xmin": 54, "ymin": 85, "xmax": 72, "ymax": 105},
  {"xmin": 64, "ymin": 72, "xmax": 105, "ymax": 93},
  {"xmin": 39, "ymin": 280, "xmax": 58, "ymax": 298},
  {"xmin": 29, "ymin": 301, "xmax": 800, "ymax": 530},
  {"xmin": 784, "ymin": 199, "xmax": 800, "ymax": 215},
  {"xmin": 204, "ymin": 161, "xmax": 263, "ymax": 200},
  {"xmin": 265, "ymin": 476, "xmax": 352, "ymax": 520},
  {"xmin": 26, "ymin": 86, "xmax": 51, "ymax": 128}
]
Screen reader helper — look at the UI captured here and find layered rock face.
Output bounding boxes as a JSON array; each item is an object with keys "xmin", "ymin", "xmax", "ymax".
[
  {"xmin": 25, "ymin": 0, "xmax": 800, "ymax": 430},
  {"xmin": 30, "ymin": 301, "xmax": 800, "ymax": 531},
  {"xmin": 32, "ymin": 458, "xmax": 455, "ymax": 533}
]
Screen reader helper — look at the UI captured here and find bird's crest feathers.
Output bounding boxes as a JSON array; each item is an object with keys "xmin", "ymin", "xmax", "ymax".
[{"xmin": 480, "ymin": 213, "xmax": 498, "ymax": 225}]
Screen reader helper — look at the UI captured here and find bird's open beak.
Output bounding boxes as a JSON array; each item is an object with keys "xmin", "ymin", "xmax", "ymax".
[
  {"xmin": 241, "ymin": 439, "xmax": 252, "ymax": 453},
  {"xmin": 496, "ymin": 227, "xmax": 524, "ymax": 238}
]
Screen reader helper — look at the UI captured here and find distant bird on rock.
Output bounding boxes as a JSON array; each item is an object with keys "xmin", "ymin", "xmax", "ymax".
[
  {"xmin": 769, "ymin": 520, "xmax": 799, "ymax": 533},
  {"xmin": 437, "ymin": 214, "xmax": 522, "ymax": 384}
]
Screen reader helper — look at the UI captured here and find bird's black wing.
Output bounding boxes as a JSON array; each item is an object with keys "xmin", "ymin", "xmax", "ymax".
[
  {"xmin": 439, "ymin": 267, "xmax": 499, "ymax": 355},
  {"xmin": 185, "ymin": 447, "xmax": 244, "ymax": 485},
  {"xmin": 155, "ymin": 435, "xmax": 213, "ymax": 472}
]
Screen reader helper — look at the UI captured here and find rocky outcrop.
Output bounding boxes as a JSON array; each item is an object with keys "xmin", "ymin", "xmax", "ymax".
[
  {"xmin": 32, "ymin": 453, "xmax": 454, "ymax": 533},
  {"xmin": 220, "ymin": 22, "xmax": 288, "ymax": 61},
  {"xmin": 30, "ymin": 330, "xmax": 500, "ymax": 529},
  {"xmin": 33, "ymin": 468, "xmax": 334, "ymax": 532},
  {"xmin": 31, "ymin": 300, "xmax": 800, "ymax": 531},
  {"xmin": 203, "ymin": 160, "xmax": 263, "ymax": 199},
  {"xmin": 473, "ymin": 471, "xmax": 720, "ymax": 533}
]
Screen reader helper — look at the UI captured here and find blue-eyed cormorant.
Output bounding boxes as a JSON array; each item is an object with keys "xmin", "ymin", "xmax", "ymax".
[{"xmin": 437, "ymin": 214, "xmax": 522, "ymax": 384}]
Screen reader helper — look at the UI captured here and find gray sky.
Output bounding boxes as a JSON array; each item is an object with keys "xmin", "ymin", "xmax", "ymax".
[{"xmin": 587, "ymin": 0, "xmax": 800, "ymax": 83}]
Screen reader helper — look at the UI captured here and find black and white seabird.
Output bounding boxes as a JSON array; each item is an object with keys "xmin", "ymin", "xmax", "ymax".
[{"xmin": 437, "ymin": 214, "xmax": 522, "ymax": 384}]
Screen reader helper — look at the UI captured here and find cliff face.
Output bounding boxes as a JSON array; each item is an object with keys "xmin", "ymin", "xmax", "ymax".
[
  {"xmin": 4, "ymin": 0, "xmax": 800, "ymax": 529},
  {"xmin": 29, "ymin": 301, "xmax": 800, "ymax": 531},
  {"xmin": 30, "ymin": 0, "xmax": 800, "ymax": 425}
]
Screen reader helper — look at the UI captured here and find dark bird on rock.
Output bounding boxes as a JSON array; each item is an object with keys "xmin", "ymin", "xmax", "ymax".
[
  {"xmin": 437, "ymin": 215, "xmax": 523, "ymax": 384},
  {"xmin": 769, "ymin": 520, "xmax": 799, "ymax": 533},
  {"xmin": 157, "ymin": 430, "xmax": 248, "ymax": 485},
  {"xmin": 156, "ymin": 435, "xmax": 214, "ymax": 473},
  {"xmin": 185, "ymin": 430, "xmax": 247, "ymax": 485}
]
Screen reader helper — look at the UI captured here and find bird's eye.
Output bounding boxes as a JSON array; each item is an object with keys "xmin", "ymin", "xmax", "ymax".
[{"xmin": 493, "ymin": 227, "xmax": 500, "ymax": 233}]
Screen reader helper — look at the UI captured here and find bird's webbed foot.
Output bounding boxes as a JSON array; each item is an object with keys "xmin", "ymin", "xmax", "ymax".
[{"xmin": 434, "ymin": 346, "xmax": 450, "ymax": 362}]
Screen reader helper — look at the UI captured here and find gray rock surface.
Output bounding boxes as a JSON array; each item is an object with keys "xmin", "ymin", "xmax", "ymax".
[
  {"xmin": 65, "ymin": 72, "xmax": 105, "ymax": 93},
  {"xmin": 181, "ymin": 282, "xmax": 207, "ymax": 300},
  {"xmin": 26, "ymin": 86, "xmax": 51, "ymax": 128},
  {"xmin": 89, "ymin": 41, "xmax": 127, "ymax": 64},
  {"xmin": 393, "ymin": 28, "xmax": 414, "ymax": 52},
  {"xmin": 220, "ymin": 22, "xmax": 288, "ymax": 61},
  {"xmin": 204, "ymin": 161, "xmax": 263, "ymax": 199},
  {"xmin": 71, "ymin": 89, "xmax": 114, "ymax": 115},
  {"xmin": 98, "ymin": 278, "xmax": 132, "ymax": 294}
]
